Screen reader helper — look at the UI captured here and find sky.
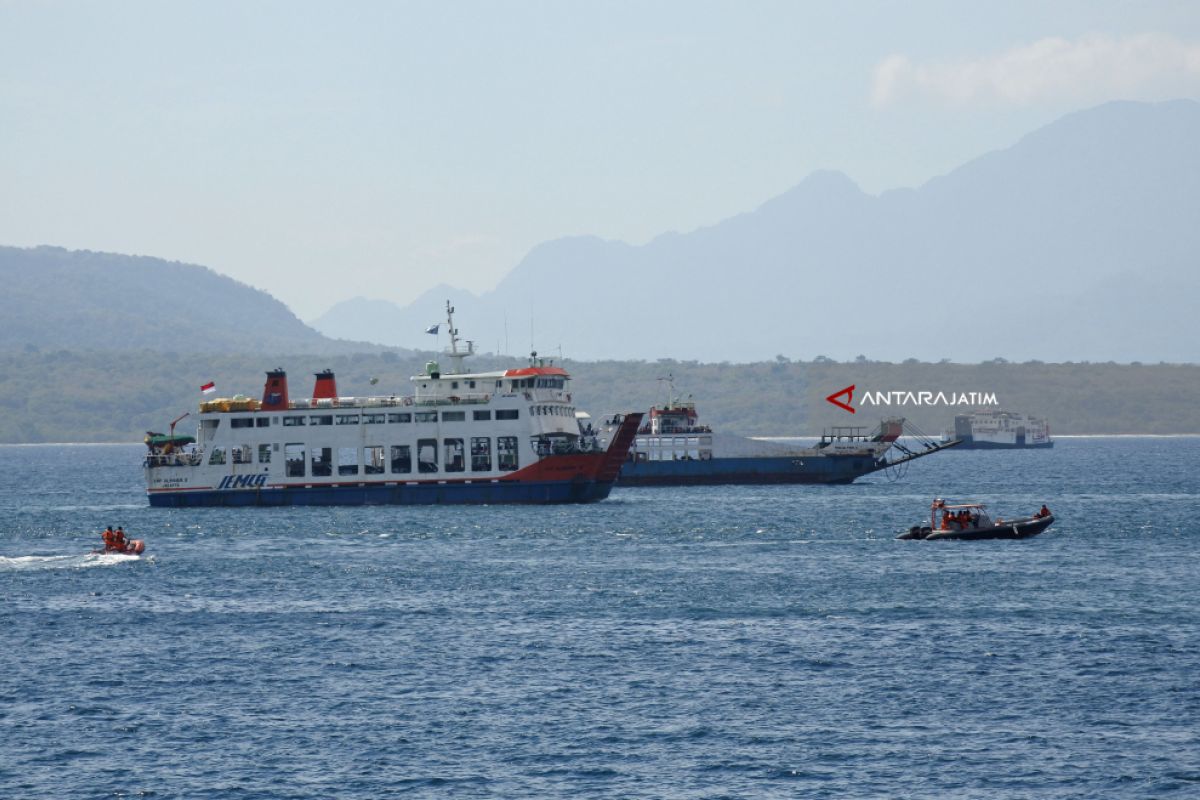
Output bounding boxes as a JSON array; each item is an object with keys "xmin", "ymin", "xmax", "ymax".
[{"xmin": 2, "ymin": 1, "xmax": 1199, "ymax": 320}]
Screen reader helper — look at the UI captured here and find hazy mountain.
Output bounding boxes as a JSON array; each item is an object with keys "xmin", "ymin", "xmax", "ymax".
[
  {"xmin": 0, "ymin": 246, "xmax": 384, "ymax": 355},
  {"xmin": 310, "ymin": 285, "xmax": 481, "ymax": 351},
  {"xmin": 311, "ymin": 99, "xmax": 1200, "ymax": 363}
]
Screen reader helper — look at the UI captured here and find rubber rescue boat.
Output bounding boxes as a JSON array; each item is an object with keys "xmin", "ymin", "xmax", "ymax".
[{"xmin": 897, "ymin": 499, "xmax": 1055, "ymax": 541}]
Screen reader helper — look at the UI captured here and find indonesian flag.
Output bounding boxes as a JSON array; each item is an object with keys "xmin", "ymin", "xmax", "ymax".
[{"xmin": 201, "ymin": 381, "xmax": 216, "ymax": 394}]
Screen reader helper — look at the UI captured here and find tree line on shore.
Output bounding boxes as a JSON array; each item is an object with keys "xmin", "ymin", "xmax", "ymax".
[{"xmin": 0, "ymin": 350, "xmax": 1197, "ymax": 443}]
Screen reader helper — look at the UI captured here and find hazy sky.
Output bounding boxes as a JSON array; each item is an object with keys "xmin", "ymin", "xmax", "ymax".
[{"xmin": 3, "ymin": 1, "xmax": 1199, "ymax": 319}]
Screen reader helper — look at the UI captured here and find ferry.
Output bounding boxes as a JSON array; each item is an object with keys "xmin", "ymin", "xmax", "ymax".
[
  {"xmin": 943, "ymin": 409, "xmax": 1053, "ymax": 449},
  {"xmin": 143, "ymin": 305, "xmax": 642, "ymax": 506},
  {"xmin": 591, "ymin": 391, "xmax": 960, "ymax": 486}
]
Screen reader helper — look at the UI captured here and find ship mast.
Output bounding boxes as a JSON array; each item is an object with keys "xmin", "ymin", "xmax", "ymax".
[{"xmin": 443, "ymin": 300, "xmax": 475, "ymax": 375}]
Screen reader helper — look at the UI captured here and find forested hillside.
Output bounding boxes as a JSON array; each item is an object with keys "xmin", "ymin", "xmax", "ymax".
[
  {"xmin": 0, "ymin": 350, "xmax": 1196, "ymax": 443},
  {"xmin": 0, "ymin": 246, "xmax": 381, "ymax": 355}
]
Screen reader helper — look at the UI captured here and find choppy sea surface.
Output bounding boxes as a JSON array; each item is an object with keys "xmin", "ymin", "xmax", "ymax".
[{"xmin": 2, "ymin": 439, "xmax": 1198, "ymax": 799}]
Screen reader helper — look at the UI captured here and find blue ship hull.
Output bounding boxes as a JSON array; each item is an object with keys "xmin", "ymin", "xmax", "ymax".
[
  {"xmin": 148, "ymin": 479, "xmax": 615, "ymax": 507},
  {"xmin": 616, "ymin": 455, "xmax": 884, "ymax": 486},
  {"xmin": 953, "ymin": 437, "xmax": 1054, "ymax": 450}
]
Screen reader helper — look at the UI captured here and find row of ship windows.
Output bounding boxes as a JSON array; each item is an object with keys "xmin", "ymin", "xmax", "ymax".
[
  {"xmin": 635, "ymin": 436, "xmax": 712, "ymax": 447},
  {"xmin": 225, "ymin": 409, "xmax": 521, "ymax": 429},
  {"xmin": 210, "ymin": 436, "xmax": 521, "ymax": 475},
  {"xmin": 424, "ymin": 377, "xmax": 564, "ymax": 391}
]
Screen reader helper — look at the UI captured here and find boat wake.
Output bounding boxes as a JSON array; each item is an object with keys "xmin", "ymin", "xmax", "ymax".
[{"xmin": 0, "ymin": 552, "xmax": 142, "ymax": 571}]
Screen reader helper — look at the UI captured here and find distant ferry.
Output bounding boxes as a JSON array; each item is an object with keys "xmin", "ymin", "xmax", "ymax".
[
  {"xmin": 143, "ymin": 304, "xmax": 641, "ymax": 506},
  {"xmin": 943, "ymin": 410, "xmax": 1053, "ymax": 449},
  {"xmin": 592, "ymin": 391, "xmax": 959, "ymax": 486}
]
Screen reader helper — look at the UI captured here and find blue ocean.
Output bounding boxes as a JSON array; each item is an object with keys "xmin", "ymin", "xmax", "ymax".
[{"xmin": 2, "ymin": 438, "xmax": 1198, "ymax": 798}]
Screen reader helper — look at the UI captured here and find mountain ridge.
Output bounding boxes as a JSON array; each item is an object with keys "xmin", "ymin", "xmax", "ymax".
[
  {"xmin": 310, "ymin": 98, "xmax": 1200, "ymax": 364},
  {"xmin": 0, "ymin": 245, "xmax": 388, "ymax": 356}
]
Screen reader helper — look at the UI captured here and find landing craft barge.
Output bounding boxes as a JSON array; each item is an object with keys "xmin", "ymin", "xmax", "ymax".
[
  {"xmin": 592, "ymin": 398, "xmax": 959, "ymax": 486},
  {"xmin": 943, "ymin": 410, "xmax": 1053, "ymax": 449},
  {"xmin": 144, "ymin": 305, "xmax": 641, "ymax": 506}
]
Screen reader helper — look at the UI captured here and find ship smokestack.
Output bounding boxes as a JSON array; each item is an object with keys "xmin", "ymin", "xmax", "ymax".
[
  {"xmin": 312, "ymin": 369, "xmax": 338, "ymax": 401},
  {"xmin": 262, "ymin": 369, "xmax": 289, "ymax": 411}
]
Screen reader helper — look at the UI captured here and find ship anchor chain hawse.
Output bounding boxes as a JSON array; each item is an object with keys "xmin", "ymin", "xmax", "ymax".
[{"xmin": 143, "ymin": 302, "xmax": 642, "ymax": 506}]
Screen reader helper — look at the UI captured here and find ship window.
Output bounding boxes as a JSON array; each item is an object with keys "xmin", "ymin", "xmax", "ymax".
[
  {"xmin": 471, "ymin": 437, "xmax": 491, "ymax": 471},
  {"xmin": 310, "ymin": 415, "xmax": 333, "ymax": 426},
  {"xmin": 468, "ymin": 381, "xmax": 476, "ymax": 389},
  {"xmin": 474, "ymin": 410, "xmax": 491, "ymax": 421},
  {"xmin": 496, "ymin": 380, "xmax": 502, "ymax": 388},
  {"xmin": 444, "ymin": 438, "xmax": 465, "ymax": 472},
  {"xmin": 388, "ymin": 413, "xmax": 412, "ymax": 424},
  {"xmin": 364, "ymin": 445, "xmax": 384, "ymax": 475},
  {"xmin": 285, "ymin": 444, "xmax": 305, "ymax": 477},
  {"xmin": 233, "ymin": 445, "xmax": 252, "ymax": 464},
  {"xmin": 442, "ymin": 411, "xmax": 466, "ymax": 422},
  {"xmin": 336, "ymin": 414, "xmax": 360, "ymax": 425},
  {"xmin": 415, "ymin": 412, "xmax": 438, "ymax": 423},
  {"xmin": 208, "ymin": 447, "xmax": 226, "ymax": 465},
  {"xmin": 231, "ymin": 418, "xmax": 254, "ymax": 429},
  {"xmin": 256, "ymin": 417, "xmax": 270, "ymax": 428},
  {"xmin": 497, "ymin": 436, "xmax": 518, "ymax": 471},
  {"xmin": 283, "ymin": 416, "xmax": 306, "ymax": 427},
  {"xmin": 258, "ymin": 444, "xmax": 271, "ymax": 463},
  {"xmin": 364, "ymin": 413, "xmax": 386, "ymax": 424},
  {"xmin": 338, "ymin": 447, "xmax": 359, "ymax": 475},
  {"xmin": 417, "ymin": 439, "xmax": 438, "ymax": 473},
  {"xmin": 390, "ymin": 445, "xmax": 412, "ymax": 474},
  {"xmin": 496, "ymin": 409, "xmax": 519, "ymax": 421},
  {"xmin": 451, "ymin": 381, "xmax": 459, "ymax": 390},
  {"xmin": 311, "ymin": 447, "xmax": 332, "ymax": 477}
]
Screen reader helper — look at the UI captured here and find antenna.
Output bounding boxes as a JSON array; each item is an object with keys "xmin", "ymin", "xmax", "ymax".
[
  {"xmin": 656, "ymin": 373, "xmax": 676, "ymax": 408},
  {"xmin": 442, "ymin": 299, "xmax": 475, "ymax": 375}
]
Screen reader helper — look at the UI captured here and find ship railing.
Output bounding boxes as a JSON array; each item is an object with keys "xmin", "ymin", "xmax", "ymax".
[
  {"xmin": 286, "ymin": 393, "xmax": 492, "ymax": 409},
  {"xmin": 532, "ymin": 433, "xmax": 600, "ymax": 456},
  {"xmin": 145, "ymin": 451, "xmax": 204, "ymax": 468},
  {"xmin": 412, "ymin": 394, "xmax": 491, "ymax": 407},
  {"xmin": 290, "ymin": 396, "xmax": 411, "ymax": 409}
]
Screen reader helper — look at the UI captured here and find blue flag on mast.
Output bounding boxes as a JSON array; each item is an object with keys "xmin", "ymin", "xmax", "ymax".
[{"xmin": 425, "ymin": 324, "xmax": 439, "ymax": 335}]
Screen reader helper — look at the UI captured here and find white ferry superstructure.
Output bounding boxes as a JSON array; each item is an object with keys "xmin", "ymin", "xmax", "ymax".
[{"xmin": 143, "ymin": 305, "xmax": 642, "ymax": 506}]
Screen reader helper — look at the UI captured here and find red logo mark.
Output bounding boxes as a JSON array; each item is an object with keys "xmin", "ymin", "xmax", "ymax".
[{"xmin": 826, "ymin": 384, "xmax": 856, "ymax": 413}]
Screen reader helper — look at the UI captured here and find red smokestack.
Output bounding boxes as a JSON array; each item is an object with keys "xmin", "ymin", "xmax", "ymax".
[
  {"xmin": 313, "ymin": 370, "xmax": 338, "ymax": 401},
  {"xmin": 262, "ymin": 369, "xmax": 289, "ymax": 411}
]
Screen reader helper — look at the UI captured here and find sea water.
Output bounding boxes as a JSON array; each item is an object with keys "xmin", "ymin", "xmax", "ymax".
[{"xmin": 1, "ymin": 439, "xmax": 1198, "ymax": 798}]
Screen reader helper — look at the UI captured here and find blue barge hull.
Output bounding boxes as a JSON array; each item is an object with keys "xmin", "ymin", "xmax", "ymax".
[{"xmin": 616, "ymin": 455, "xmax": 883, "ymax": 486}]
